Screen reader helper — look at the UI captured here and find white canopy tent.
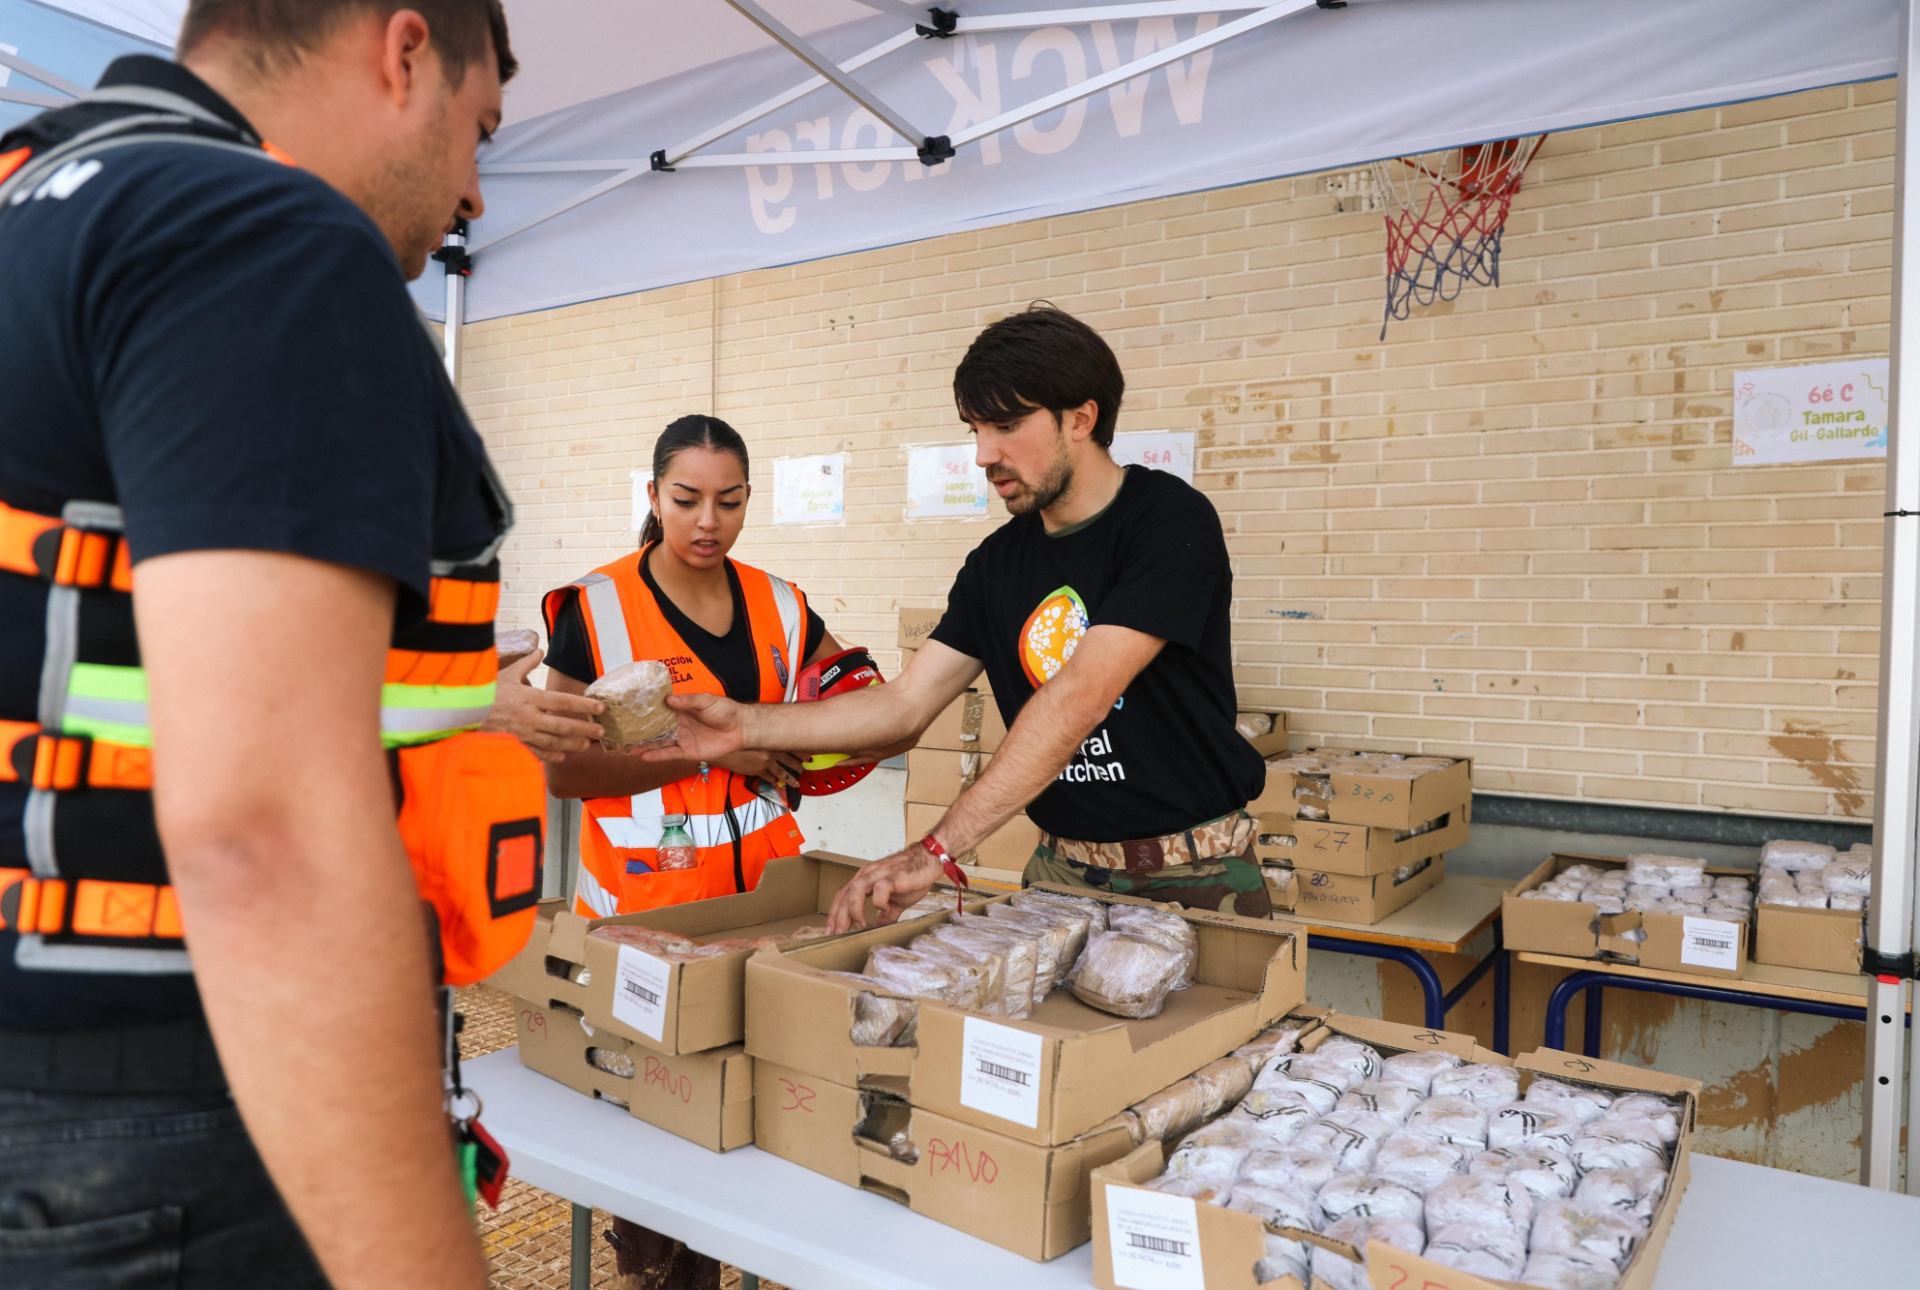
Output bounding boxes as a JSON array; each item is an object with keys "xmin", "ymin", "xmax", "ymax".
[{"xmin": 6, "ymin": 0, "xmax": 1920, "ymax": 1189}]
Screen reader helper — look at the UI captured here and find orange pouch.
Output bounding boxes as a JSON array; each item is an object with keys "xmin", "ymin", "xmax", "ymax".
[{"xmin": 396, "ymin": 731, "xmax": 545, "ymax": 985}]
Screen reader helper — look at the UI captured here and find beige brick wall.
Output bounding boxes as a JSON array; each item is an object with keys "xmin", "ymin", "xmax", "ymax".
[{"xmin": 462, "ymin": 82, "xmax": 1894, "ymax": 822}]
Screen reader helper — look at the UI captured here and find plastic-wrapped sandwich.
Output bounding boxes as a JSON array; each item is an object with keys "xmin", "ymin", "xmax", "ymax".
[
  {"xmin": 923, "ymin": 923, "xmax": 1035, "ymax": 1019},
  {"xmin": 978, "ymin": 906, "xmax": 1074, "ymax": 992},
  {"xmin": 1106, "ymin": 905, "xmax": 1200, "ymax": 989},
  {"xmin": 909, "ymin": 937, "xmax": 1001, "ymax": 1015},
  {"xmin": 1068, "ymin": 930, "xmax": 1187, "ymax": 1018},
  {"xmin": 586, "ymin": 659, "xmax": 677, "ymax": 752},
  {"xmin": 495, "ymin": 627, "xmax": 540, "ymax": 667}
]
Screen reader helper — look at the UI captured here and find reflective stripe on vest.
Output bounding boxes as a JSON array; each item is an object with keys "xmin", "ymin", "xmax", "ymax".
[
  {"xmin": 544, "ymin": 547, "xmax": 809, "ymax": 912},
  {"xmin": 1, "ymin": 494, "xmax": 500, "ymax": 973}
]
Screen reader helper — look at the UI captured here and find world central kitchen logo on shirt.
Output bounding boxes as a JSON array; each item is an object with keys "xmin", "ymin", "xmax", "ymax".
[{"xmin": 1018, "ymin": 586, "xmax": 1126, "ymax": 783}]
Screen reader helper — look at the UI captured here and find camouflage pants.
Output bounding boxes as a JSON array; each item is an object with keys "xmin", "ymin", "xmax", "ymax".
[{"xmin": 1022, "ymin": 837, "xmax": 1274, "ymax": 921}]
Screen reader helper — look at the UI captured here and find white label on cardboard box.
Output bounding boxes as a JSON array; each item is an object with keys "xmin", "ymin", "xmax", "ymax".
[
  {"xmin": 958, "ymin": 1016, "xmax": 1044, "ymax": 1128},
  {"xmin": 1105, "ymin": 1184, "xmax": 1205, "ymax": 1290},
  {"xmin": 1681, "ymin": 916, "xmax": 1740, "ymax": 972},
  {"xmin": 609, "ymin": 946, "xmax": 672, "ymax": 1041}
]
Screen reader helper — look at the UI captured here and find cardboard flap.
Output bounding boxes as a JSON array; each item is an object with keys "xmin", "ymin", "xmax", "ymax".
[
  {"xmin": 1596, "ymin": 908, "xmax": 1643, "ymax": 958},
  {"xmin": 548, "ymin": 910, "xmax": 592, "ymax": 965},
  {"xmin": 1518, "ymin": 1048, "xmax": 1703, "ymax": 1099},
  {"xmin": 1315, "ymin": 1013, "xmax": 1478, "ymax": 1058}
]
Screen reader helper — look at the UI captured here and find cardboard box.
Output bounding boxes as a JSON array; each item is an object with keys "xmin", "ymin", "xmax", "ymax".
[
  {"xmin": 920, "ymin": 689, "xmax": 1007, "ymax": 754},
  {"xmin": 905, "ymin": 801, "xmax": 1039, "ymax": 875},
  {"xmin": 489, "ymin": 854, "xmax": 923, "ymax": 1055},
  {"xmin": 898, "ymin": 606, "xmax": 944, "ymax": 656},
  {"xmin": 512, "ymin": 1000, "xmax": 753, "ymax": 1151},
  {"xmin": 744, "ymin": 890, "xmax": 1307, "ymax": 1147},
  {"xmin": 1251, "ymin": 750, "xmax": 1471, "ymax": 830},
  {"xmin": 1504, "ymin": 853, "xmax": 1749, "ymax": 980},
  {"xmin": 1286, "ymin": 855, "xmax": 1444, "ymax": 924},
  {"xmin": 1091, "ymin": 1012, "xmax": 1701, "ymax": 1290},
  {"xmin": 1253, "ymin": 804, "xmax": 1469, "ymax": 878},
  {"xmin": 1237, "ymin": 707, "xmax": 1289, "ymax": 760},
  {"xmin": 906, "ymin": 747, "xmax": 990, "ymax": 806},
  {"xmin": 753, "ymin": 1060, "xmax": 1136, "ymax": 1260},
  {"xmin": 1754, "ymin": 902, "xmax": 1863, "ymax": 974}
]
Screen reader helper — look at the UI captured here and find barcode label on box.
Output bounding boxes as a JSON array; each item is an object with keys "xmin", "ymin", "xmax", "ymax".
[
  {"xmin": 1106, "ymin": 1184, "xmax": 1205, "ymax": 1290},
  {"xmin": 1682, "ymin": 916, "xmax": 1740, "ymax": 972},
  {"xmin": 959, "ymin": 1016, "xmax": 1044, "ymax": 1128},
  {"xmin": 609, "ymin": 945, "xmax": 672, "ymax": 1041}
]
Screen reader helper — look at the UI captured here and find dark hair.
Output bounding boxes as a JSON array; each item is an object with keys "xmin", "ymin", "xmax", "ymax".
[
  {"xmin": 179, "ymin": 1, "xmax": 517, "ymax": 86},
  {"xmin": 953, "ymin": 304, "xmax": 1124, "ymax": 449},
  {"xmin": 639, "ymin": 415, "xmax": 751, "ymax": 548}
]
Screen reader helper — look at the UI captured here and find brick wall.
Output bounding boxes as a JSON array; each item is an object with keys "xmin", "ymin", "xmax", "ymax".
[{"xmin": 461, "ymin": 82, "xmax": 1894, "ymax": 822}]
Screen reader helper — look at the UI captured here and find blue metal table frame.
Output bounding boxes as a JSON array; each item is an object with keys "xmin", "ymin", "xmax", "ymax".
[
  {"xmin": 1308, "ymin": 920, "xmax": 1510, "ymax": 1052},
  {"xmin": 1517, "ymin": 953, "xmax": 1876, "ymax": 1056}
]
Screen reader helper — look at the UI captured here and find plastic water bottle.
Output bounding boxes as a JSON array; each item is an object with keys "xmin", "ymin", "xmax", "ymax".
[{"xmin": 656, "ymin": 815, "xmax": 697, "ymax": 871}]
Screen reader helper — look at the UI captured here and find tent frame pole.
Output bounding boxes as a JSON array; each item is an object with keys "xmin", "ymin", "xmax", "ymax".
[
  {"xmin": 439, "ymin": 224, "xmax": 470, "ymax": 386},
  {"xmin": 0, "ymin": 48, "xmax": 84, "ymax": 97},
  {"xmin": 721, "ymin": 0, "xmax": 933, "ymax": 150},
  {"xmin": 1865, "ymin": 0, "xmax": 1920, "ymax": 1195}
]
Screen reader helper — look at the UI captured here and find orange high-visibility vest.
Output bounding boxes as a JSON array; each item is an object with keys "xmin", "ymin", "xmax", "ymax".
[
  {"xmin": 0, "ymin": 93, "xmax": 546, "ymax": 986},
  {"xmin": 543, "ymin": 546, "xmax": 808, "ymax": 915}
]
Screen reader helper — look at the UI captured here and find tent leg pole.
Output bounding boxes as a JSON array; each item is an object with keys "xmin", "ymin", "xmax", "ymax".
[
  {"xmin": 440, "ymin": 222, "xmax": 470, "ymax": 387},
  {"xmin": 1866, "ymin": 0, "xmax": 1920, "ymax": 1194}
]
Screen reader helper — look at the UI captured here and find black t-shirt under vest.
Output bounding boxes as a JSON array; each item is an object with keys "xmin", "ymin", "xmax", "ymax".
[
  {"xmin": 0, "ymin": 58, "xmax": 503, "ymax": 1032},
  {"xmin": 929, "ymin": 465, "xmax": 1263, "ymax": 842}
]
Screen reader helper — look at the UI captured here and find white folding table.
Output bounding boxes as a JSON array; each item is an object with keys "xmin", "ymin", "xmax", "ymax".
[{"xmin": 467, "ymin": 1049, "xmax": 1920, "ymax": 1289}]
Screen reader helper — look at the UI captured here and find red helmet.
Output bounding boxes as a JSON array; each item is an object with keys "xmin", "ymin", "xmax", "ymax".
[{"xmin": 793, "ymin": 647, "xmax": 884, "ymax": 796}]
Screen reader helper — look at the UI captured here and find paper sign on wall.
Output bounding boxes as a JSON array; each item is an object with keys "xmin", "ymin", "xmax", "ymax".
[
  {"xmin": 906, "ymin": 443, "xmax": 991, "ymax": 520},
  {"xmin": 772, "ymin": 453, "xmax": 845, "ymax": 525},
  {"xmin": 1112, "ymin": 431, "xmax": 1195, "ymax": 483},
  {"xmin": 1104, "ymin": 1185, "xmax": 1206, "ymax": 1290},
  {"xmin": 1733, "ymin": 360, "xmax": 1888, "ymax": 466}
]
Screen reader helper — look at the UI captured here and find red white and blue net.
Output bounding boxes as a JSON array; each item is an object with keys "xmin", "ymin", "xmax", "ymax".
[{"xmin": 1372, "ymin": 135, "xmax": 1545, "ymax": 338}]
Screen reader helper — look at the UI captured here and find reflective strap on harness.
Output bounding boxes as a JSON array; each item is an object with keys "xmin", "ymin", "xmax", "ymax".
[
  {"xmin": 428, "ymin": 576, "xmax": 501, "ymax": 626},
  {"xmin": 0, "ymin": 868, "xmax": 183, "ymax": 940},
  {"xmin": 0, "ymin": 720, "xmax": 153, "ymax": 790},
  {"xmin": 0, "ymin": 499, "xmax": 132, "ymax": 591}
]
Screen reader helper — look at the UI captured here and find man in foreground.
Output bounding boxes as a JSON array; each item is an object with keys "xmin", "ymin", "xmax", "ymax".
[{"xmin": 0, "ymin": 3, "xmax": 547, "ymax": 1285}]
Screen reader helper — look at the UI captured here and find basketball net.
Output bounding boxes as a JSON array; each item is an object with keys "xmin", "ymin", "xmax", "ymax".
[{"xmin": 1372, "ymin": 135, "xmax": 1545, "ymax": 339}]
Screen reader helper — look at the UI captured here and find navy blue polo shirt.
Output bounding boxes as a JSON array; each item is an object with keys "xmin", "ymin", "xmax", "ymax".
[{"xmin": 0, "ymin": 57, "xmax": 502, "ymax": 1031}]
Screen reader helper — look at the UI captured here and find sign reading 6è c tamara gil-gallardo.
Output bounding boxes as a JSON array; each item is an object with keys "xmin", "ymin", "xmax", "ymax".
[{"xmin": 1733, "ymin": 359, "xmax": 1888, "ymax": 467}]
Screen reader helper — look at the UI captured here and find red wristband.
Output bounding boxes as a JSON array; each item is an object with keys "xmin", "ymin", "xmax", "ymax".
[{"xmin": 921, "ymin": 834, "xmax": 969, "ymax": 913}]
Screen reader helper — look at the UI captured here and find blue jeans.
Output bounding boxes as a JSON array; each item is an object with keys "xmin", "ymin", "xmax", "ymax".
[{"xmin": 0, "ymin": 1086, "xmax": 330, "ymax": 1289}]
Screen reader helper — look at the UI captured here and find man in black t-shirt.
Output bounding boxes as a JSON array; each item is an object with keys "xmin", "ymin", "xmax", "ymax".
[
  {"xmin": 0, "ymin": 5, "xmax": 556, "ymax": 1288},
  {"xmin": 647, "ymin": 307, "xmax": 1270, "ymax": 929}
]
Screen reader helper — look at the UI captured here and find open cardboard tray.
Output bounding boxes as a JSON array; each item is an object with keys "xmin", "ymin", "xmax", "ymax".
[
  {"xmin": 752, "ymin": 1058, "xmax": 1138, "ymax": 1260},
  {"xmin": 1251, "ymin": 751, "xmax": 1472, "ymax": 831},
  {"xmin": 512, "ymin": 1000, "xmax": 753, "ymax": 1151},
  {"xmin": 1504, "ymin": 852, "xmax": 1749, "ymax": 980},
  {"xmin": 488, "ymin": 853, "xmax": 984, "ymax": 1056},
  {"xmin": 744, "ymin": 886, "xmax": 1307, "ymax": 1147},
  {"xmin": 1254, "ymin": 804, "xmax": 1469, "ymax": 878},
  {"xmin": 1753, "ymin": 901, "xmax": 1864, "ymax": 974},
  {"xmin": 1092, "ymin": 1010, "xmax": 1700, "ymax": 1290}
]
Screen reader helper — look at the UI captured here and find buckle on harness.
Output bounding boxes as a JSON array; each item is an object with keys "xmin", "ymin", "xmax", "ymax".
[
  {"xmin": 34, "ymin": 524, "xmax": 125, "ymax": 590},
  {"xmin": 30, "ymin": 733, "xmax": 92, "ymax": 792}
]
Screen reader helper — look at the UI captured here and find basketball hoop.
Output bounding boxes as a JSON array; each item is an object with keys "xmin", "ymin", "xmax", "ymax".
[{"xmin": 1372, "ymin": 135, "xmax": 1545, "ymax": 339}]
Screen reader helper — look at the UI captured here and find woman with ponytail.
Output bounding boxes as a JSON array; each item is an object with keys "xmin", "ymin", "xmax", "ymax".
[{"xmin": 538, "ymin": 415, "xmax": 841, "ymax": 1289}]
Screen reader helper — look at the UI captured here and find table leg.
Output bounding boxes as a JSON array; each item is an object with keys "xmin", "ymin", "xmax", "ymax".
[
  {"xmin": 1544, "ymin": 973, "xmax": 1582, "ymax": 1052},
  {"xmin": 570, "ymin": 1203, "xmax": 591, "ymax": 1290},
  {"xmin": 1309, "ymin": 936, "xmax": 1447, "ymax": 1028},
  {"xmin": 1583, "ymin": 982, "xmax": 1607, "ymax": 1058},
  {"xmin": 1544, "ymin": 969, "xmax": 1870, "ymax": 1056},
  {"xmin": 1492, "ymin": 937, "xmax": 1510, "ymax": 1056}
]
